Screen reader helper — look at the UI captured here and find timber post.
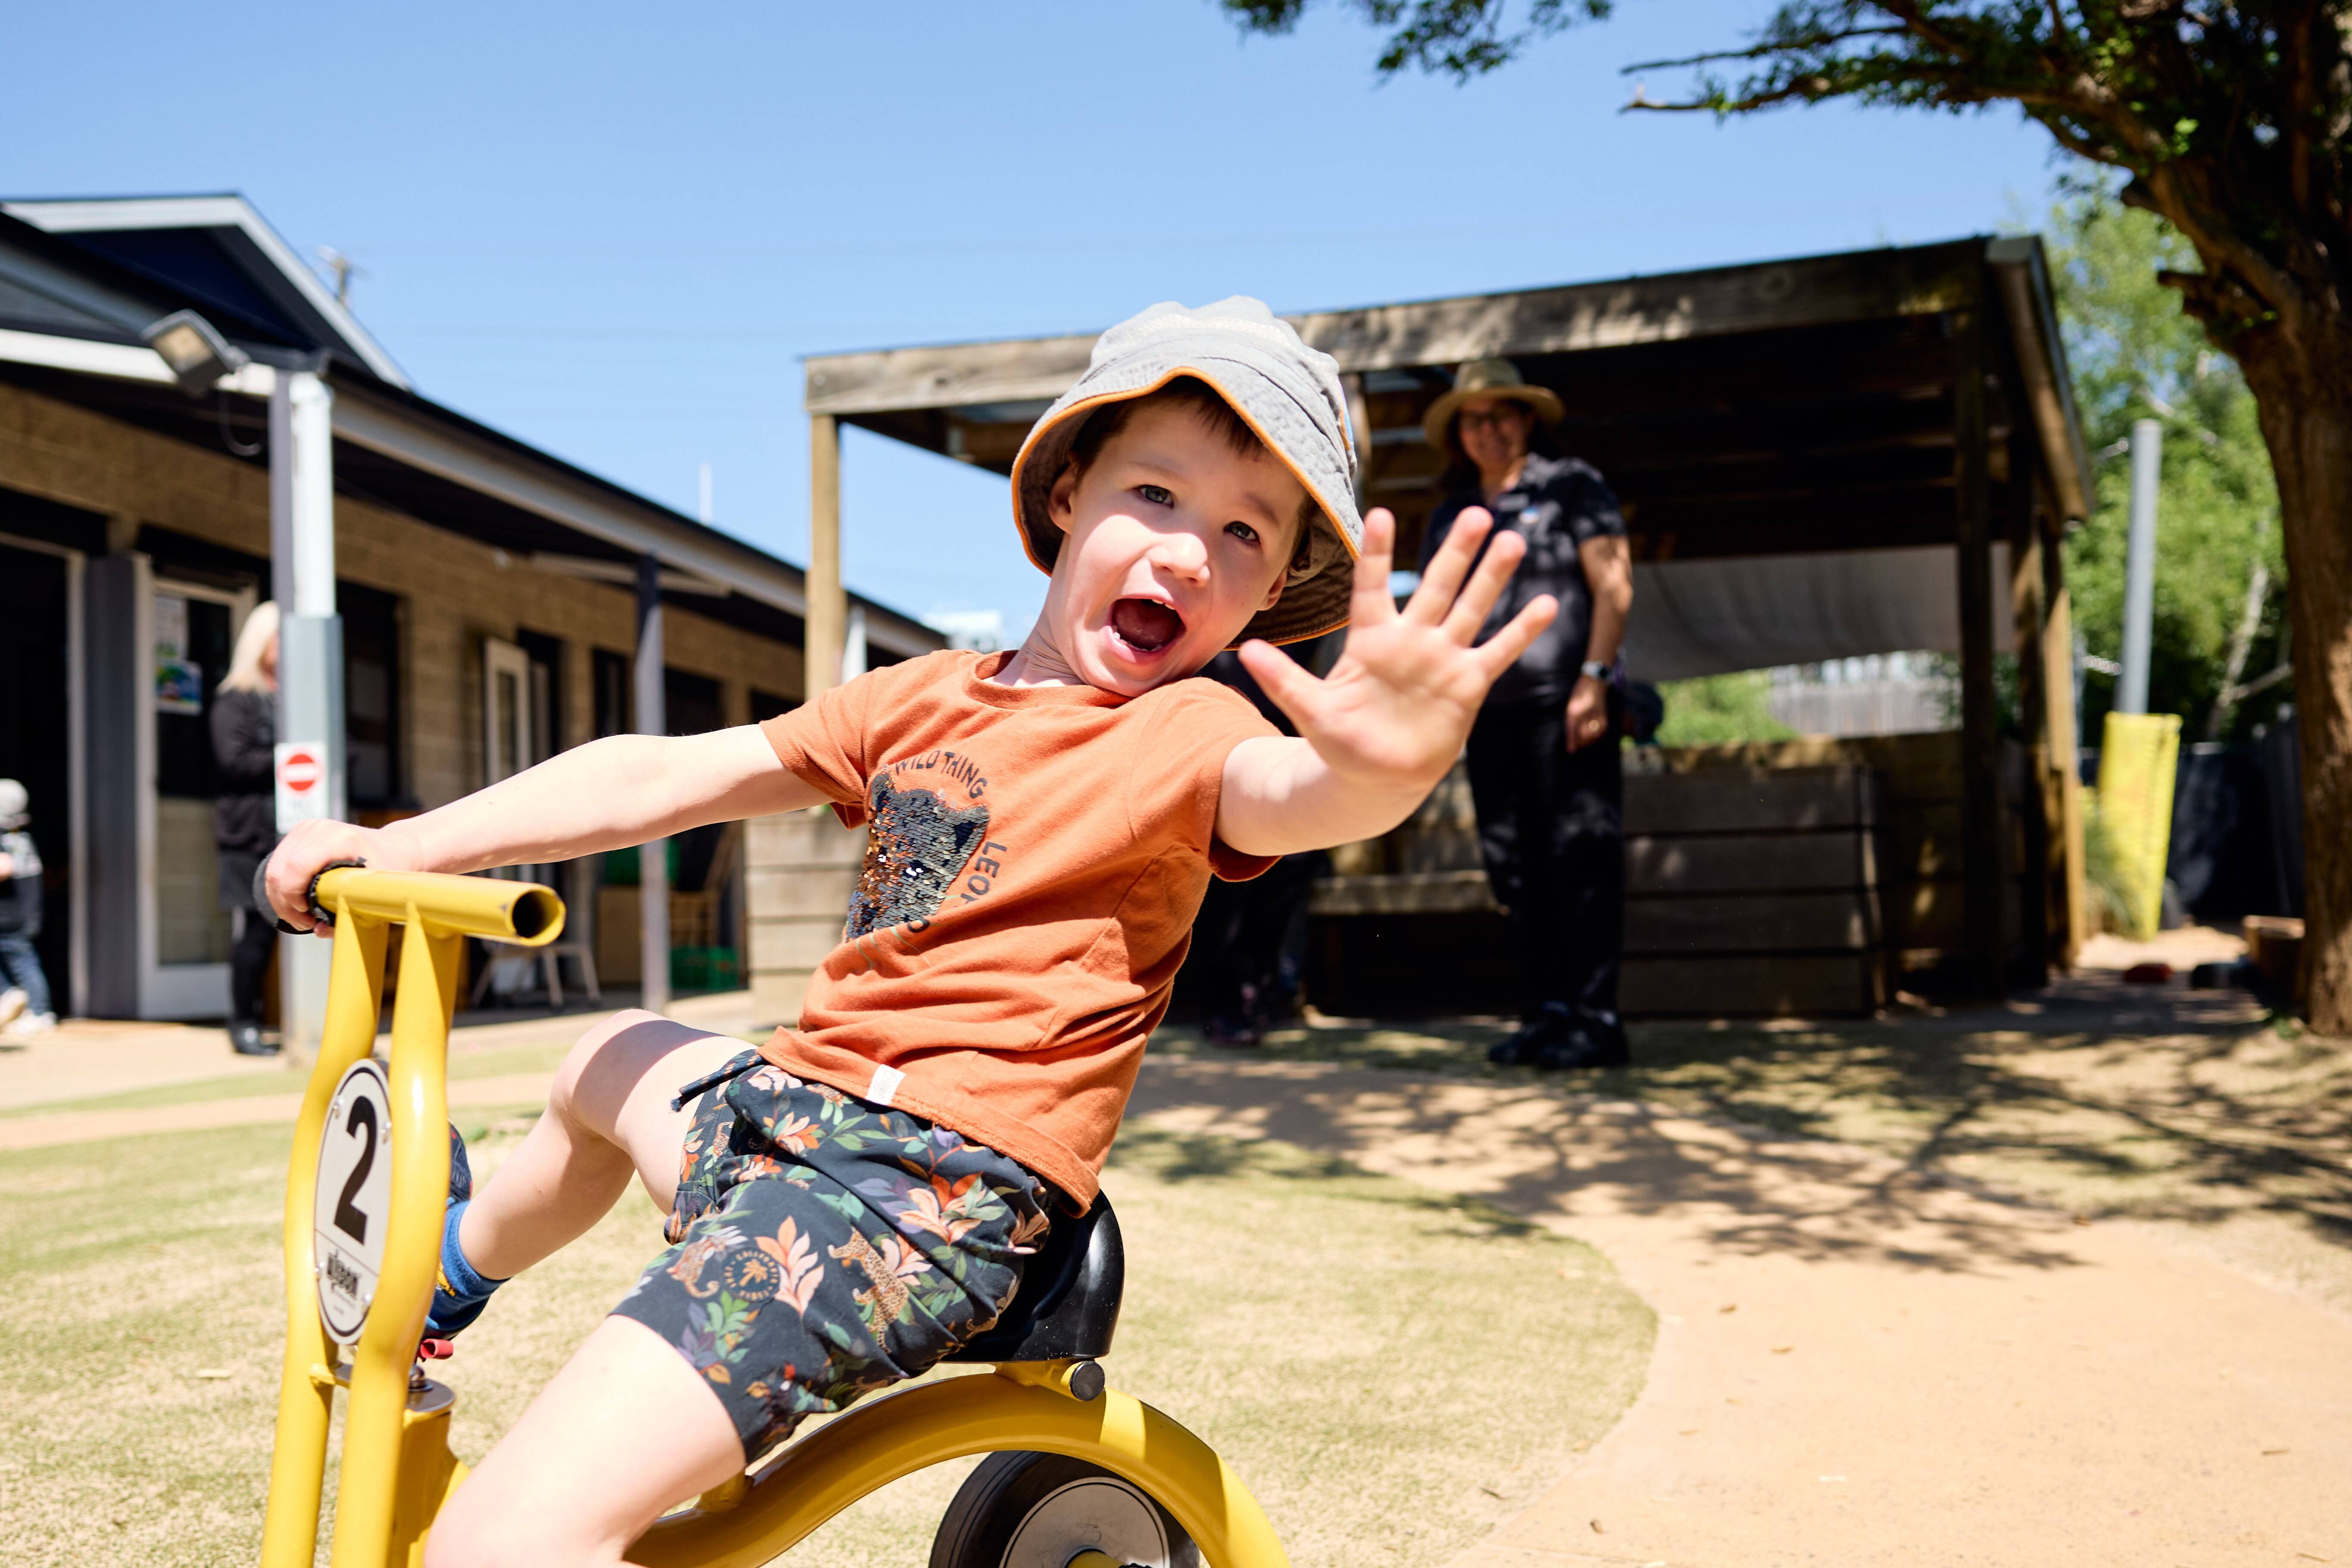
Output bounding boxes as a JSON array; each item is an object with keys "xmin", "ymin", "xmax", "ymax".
[
  {"xmin": 806, "ymin": 413, "xmax": 844, "ymax": 699},
  {"xmin": 2008, "ymin": 462, "xmax": 2052, "ymax": 988},
  {"xmin": 1953, "ymin": 299, "xmax": 2006, "ymax": 997}
]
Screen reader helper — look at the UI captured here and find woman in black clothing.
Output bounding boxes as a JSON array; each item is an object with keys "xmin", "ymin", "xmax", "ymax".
[
  {"xmin": 1418, "ymin": 360, "xmax": 1636, "ymax": 1070},
  {"xmin": 212, "ymin": 602, "xmax": 281, "ymax": 1055}
]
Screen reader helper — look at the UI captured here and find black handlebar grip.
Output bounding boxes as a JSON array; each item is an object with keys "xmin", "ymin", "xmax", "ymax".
[{"xmin": 251, "ymin": 851, "xmax": 366, "ymax": 934}]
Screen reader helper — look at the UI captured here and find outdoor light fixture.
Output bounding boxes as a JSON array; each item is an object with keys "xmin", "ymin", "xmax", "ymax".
[{"xmin": 141, "ymin": 309, "xmax": 250, "ymax": 396}]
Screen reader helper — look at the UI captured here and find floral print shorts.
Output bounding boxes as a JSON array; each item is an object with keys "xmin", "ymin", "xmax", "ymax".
[{"xmin": 611, "ymin": 1049, "xmax": 1050, "ymax": 1457}]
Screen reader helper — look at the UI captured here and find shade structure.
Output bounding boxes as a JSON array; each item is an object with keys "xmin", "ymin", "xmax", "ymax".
[{"xmin": 801, "ymin": 234, "xmax": 2096, "ymax": 997}]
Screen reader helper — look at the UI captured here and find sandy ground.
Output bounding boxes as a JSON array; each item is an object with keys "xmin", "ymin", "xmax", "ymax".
[
  {"xmin": 10, "ymin": 960, "xmax": 2348, "ymax": 1565},
  {"xmin": 1125, "ymin": 1057, "xmax": 2352, "ymax": 1568},
  {"xmin": 0, "ymin": 1016, "xmax": 289, "ymax": 1110},
  {"xmin": 0, "ymin": 990, "xmax": 758, "ymax": 1150}
]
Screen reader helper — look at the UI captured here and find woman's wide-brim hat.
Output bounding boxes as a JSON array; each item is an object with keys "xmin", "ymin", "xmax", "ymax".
[
  {"xmin": 1420, "ymin": 357, "xmax": 1565, "ymax": 453},
  {"xmin": 1009, "ymin": 296, "xmax": 1363, "ymax": 647}
]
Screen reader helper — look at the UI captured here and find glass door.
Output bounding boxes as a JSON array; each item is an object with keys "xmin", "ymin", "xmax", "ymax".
[{"xmin": 144, "ymin": 581, "xmax": 255, "ymax": 1017}]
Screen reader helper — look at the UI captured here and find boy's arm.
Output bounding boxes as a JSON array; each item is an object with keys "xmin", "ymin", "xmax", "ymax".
[
  {"xmin": 263, "ymin": 726, "xmax": 826, "ymax": 931},
  {"xmin": 1217, "ymin": 507, "xmax": 1556, "ymax": 857}
]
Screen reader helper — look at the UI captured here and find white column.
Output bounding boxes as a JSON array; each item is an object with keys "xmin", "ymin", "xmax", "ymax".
[
  {"xmin": 842, "ymin": 604, "xmax": 868, "ymax": 683},
  {"xmin": 2118, "ymin": 418, "xmax": 2161, "ymax": 715},
  {"xmin": 270, "ymin": 368, "xmax": 344, "ymax": 1061},
  {"xmin": 635, "ymin": 555, "xmax": 671, "ymax": 1013}
]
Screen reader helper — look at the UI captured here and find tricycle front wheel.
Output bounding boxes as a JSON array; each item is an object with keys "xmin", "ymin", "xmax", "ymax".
[{"xmin": 931, "ymin": 1451, "xmax": 1201, "ymax": 1568}]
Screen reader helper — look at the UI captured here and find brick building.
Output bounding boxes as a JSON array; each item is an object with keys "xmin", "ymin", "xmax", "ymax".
[{"xmin": 0, "ymin": 194, "xmax": 937, "ymax": 1021}]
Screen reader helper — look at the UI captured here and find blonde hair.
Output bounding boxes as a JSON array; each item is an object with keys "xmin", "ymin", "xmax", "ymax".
[{"xmin": 219, "ymin": 601, "xmax": 281, "ymax": 695}]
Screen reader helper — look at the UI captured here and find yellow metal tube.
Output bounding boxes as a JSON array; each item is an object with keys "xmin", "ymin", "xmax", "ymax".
[
  {"xmin": 256, "ymin": 869, "xmax": 556, "ymax": 1568},
  {"xmin": 259, "ymin": 909, "xmax": 388, "ymax": 1568},
  {"xmin": 314, "ymin": 867, "xmax": 563, "ymax": 945},
  {"xmin": 328, "ymin": 910, "xmax": 462, "ymax": 1568},
  {"xmin": 632, "ymin": 1372, "xmax": 1289, "ymax": 1568}
]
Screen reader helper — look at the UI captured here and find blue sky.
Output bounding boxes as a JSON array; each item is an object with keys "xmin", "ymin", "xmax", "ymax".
[{"xmin": 8, "ymin": 2, "xmax": 2065, "ymax": 640}]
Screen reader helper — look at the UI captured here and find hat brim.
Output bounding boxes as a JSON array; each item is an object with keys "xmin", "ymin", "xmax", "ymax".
[
  {"xmin": 1010, "ymin": 366, "xmax": 1359, "ymax": 648},
  {"xmin": 1420, "ymin": 382, "xmax": 1565, "ymax": 453}
]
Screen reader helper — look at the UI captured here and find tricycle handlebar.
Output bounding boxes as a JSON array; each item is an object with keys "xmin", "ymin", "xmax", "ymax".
[{"xmin": 314, "ymin": 866, "xmax": 563, "ymax": 945}]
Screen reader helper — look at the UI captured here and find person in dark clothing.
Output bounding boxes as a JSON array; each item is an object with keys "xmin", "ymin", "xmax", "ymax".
[
  {"xmin": 212, "ymin": 603, "xmax": 281, "ymax": 1055},
  {"xmin": 1190, "ymin": 645, "xmax": 1330, "ymax": 1046},
  {"xmin": 1419, "ymin": 359, "xmax": 1635, "ymax": 1070}
]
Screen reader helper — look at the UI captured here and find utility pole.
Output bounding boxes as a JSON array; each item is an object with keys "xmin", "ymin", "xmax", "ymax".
[
  {"xmin": 2118, "ymin": 418, "xmax": 2161, "ymax": 714},
  {"xmin": 634, "ymin": 556, "xmax": 670, "ymax": 1013},
  {"xmin": 271, "ymin": 368, "xmax": 344, "ymax": 1063}
]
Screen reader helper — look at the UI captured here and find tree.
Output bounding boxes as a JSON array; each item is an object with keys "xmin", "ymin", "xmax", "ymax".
[
  {"xmin": 1228, "ymin": 0, "xmax": 2352, "ymax": 1030},
  {"xmin": 2046, "ymin": 183, "xmax": 2288, "ymax": 743},
  {"xmin": 1654, "ymin": 670, "xmax": 1798, "ymax": 745}
]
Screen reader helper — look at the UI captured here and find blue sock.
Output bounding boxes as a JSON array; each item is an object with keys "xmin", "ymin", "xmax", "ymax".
[
  {"xmin": 426, "ymin": 1125, "xmax": 508, "ymax": 1339},
  {"xmin": 426, "ymin": 1199, "xmax": 508, "ymax": 1337}
]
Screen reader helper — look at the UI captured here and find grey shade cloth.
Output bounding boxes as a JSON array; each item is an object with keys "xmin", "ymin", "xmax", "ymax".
[
  {"xmin": 1621, "ymin": 543, "xmax": 2015, "ymax": 682},
  {"xmin": 1009, "ymin": 297, "xmax": 1363, "ymax": 646}
]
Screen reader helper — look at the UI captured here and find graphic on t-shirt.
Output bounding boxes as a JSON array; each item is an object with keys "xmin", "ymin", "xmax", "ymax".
[{"xmin": 844, "ymin": 773, "xmax": 990, "ymax": 939}]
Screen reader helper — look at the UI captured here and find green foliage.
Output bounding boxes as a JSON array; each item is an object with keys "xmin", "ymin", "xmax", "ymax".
[
  {"xmin": 1223, "ymin": 3, "xmax": 2352, "ymax": 363},
  {"xmin": 2043, "ymin": 185, "xmax": 2289, "ymax": 741},
  {"xmin": 1221, "ymin": 0, "xmax": 1611, "ymax": 77},
  {"xmin": 1653, "ymin": 670, "xmax": 1796, "ymax": 746}
]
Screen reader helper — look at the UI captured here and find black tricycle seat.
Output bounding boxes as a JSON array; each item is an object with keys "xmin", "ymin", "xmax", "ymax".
[{"xmin": 943, "ymin": 1197, "xmax": 1123, "ymax": 1364}]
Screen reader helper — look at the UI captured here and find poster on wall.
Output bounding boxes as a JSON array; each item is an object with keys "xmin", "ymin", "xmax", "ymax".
[
  {"xmin": 154, "ymin": 657, "xmax": 205, "ymax": 714},
  {"xmin": 153, "ymin": 591, "xmax": 204, "ymax": 714}
]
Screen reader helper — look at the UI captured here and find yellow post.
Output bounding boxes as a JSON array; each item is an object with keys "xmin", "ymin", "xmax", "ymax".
[
  {"xmin": 2096, "ymin": 711, "xmax": 2183, "ymax": 939},
  {"xmin": 257, "ymin": 868, "xmax": 560, "ymax": 1568},
  {"xmin": 328, "ymin": 914, "xmax": 460, "ymax": 1568},
  {"xmin": 259, "ymin": 912, "xmax": 387, "ymax": 1568}
]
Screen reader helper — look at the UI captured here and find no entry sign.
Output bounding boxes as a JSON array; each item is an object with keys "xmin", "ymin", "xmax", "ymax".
[{"xmin": 275, "ymin": 742, "xmax": 329, "ymax": 829}]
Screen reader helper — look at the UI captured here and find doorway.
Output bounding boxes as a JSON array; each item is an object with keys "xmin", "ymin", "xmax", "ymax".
[{"xmin": 0, "ymin": 541, "xmax": 75, "ymax": 1013}]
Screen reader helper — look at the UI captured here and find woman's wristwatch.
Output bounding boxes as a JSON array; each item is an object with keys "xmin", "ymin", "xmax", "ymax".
[{"xmin": 1579, "ymin": 659, "xmax": 1613, "ymax": 684}]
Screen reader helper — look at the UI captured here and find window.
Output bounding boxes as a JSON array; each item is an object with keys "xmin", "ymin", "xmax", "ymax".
[
  {"xmin": 515, "ymin": 630, "xmax": 565, "ymax": 755},
  {"xmin": 750, "ymin": 688, "xmax": 799, "ymax": 723},
  {"xmin": 482, "ymin": 638, "xmax": 534, "ymax": 786},
  {"xmin": 592, "ymin": 648, "xmax": 632, "ymax": 738},
  {"xmin": 664, "ymin": 669, "xmax": 724, "ymax": 737},
  {"xmin": 342, "ymin": 582, "xmax": 403, "ymax": 807}
]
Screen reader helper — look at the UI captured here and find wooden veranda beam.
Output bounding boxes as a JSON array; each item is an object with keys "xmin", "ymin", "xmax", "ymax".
[{"xmin": 803, "ymin": 240, "xmax": 1987, "ymax": 419}]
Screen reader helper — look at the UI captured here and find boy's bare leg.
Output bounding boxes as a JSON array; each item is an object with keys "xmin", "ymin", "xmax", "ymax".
[
  {"xmin": 425, "ymin": 1315, "xmax": 741, "ymax": 1568},
  {"xmin": 456, "ymin": 1009, "xmax": 747, "ymax": 1279}
]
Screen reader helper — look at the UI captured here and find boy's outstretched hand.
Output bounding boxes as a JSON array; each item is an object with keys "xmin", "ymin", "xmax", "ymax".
[{"xmin": 1219, "ymin": 506, "xmax": 1556, "ymax": 856}]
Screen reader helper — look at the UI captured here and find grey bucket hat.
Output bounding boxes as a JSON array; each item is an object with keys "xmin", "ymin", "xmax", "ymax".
[{"xmin": 1009, "ymin": 297, "xmax": 1363, "ymax": 646}]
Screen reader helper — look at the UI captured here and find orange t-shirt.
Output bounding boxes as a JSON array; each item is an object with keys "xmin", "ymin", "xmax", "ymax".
[{"xmin": 755, "ymin": 648, "xmax": 1279, "ymax": 1204}]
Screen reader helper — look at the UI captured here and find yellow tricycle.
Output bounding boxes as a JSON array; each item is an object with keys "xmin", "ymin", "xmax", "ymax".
[{"xmin": 258, "ymin": 864, "xmax": 1287, "ymax": 1568}]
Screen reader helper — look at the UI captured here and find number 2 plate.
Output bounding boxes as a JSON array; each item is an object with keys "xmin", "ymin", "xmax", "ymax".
[{"xmin": 314, "ymin": 1059, "xmax": 393, "ymax": 1345}]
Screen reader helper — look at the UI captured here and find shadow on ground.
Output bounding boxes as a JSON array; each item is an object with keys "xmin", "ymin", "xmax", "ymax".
[{"xmin": 1147, "ymin": 966, "xmax": 2352, "ymax": 1305}]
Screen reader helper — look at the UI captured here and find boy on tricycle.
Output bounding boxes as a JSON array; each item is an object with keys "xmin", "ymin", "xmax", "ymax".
[{"xmin": 266, "ymin": 299, "xmax": 1553, "ymax": 1567}]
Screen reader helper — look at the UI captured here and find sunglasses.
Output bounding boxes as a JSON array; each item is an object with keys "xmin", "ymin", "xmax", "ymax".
[{"xmin": 1456, "ymin": 405, "xmax": 1532, "ymax": 432}]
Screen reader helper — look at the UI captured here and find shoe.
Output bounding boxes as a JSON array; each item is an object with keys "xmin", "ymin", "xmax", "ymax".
[
  {"xmin": 0, "ymin": 988, "xmax": 24, "ymax": 1030},
  {"xmin": 1489, "ymin": 1003, "xmax": 1575, "ymax": 1066},
  {"xmin": 228, "ymin": 1022, "xmax": 279, "ymax": 1056},
  {"xmin": 1532, "ymin": 1022, "xmax": 1630, "ymax": 1072},
  {"xmin": 1205, "ymin": 1013, "xmax": 1260, "ymax": 1048},
  {"xmin": 1533, "ymin": 1020, "xmax": 1627, "ymax": 1081},
  {"xmin": 3, "ymin": 1011, "xmax": 55, "ymax": 1039}
]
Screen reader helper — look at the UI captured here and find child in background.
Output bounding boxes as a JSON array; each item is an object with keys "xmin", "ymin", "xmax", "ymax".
[
  {"xmin": 267, "ymin": 298, "xmax": 1555, "ymax": 1568},
  {"xmin": 0, "ymin": 779, "xmax": 56, "ymax": 1037}
]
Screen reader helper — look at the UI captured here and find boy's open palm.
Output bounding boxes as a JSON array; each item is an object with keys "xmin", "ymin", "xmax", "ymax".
[{"xmin": 1238, "ymin": 506, "xmax": 1556, "ymax": 792}]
